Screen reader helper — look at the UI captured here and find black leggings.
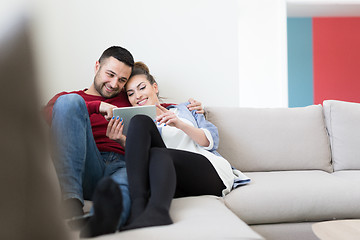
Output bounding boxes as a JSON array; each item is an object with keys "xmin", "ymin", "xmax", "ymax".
[{"xmin": 125, "ymin": 115, "xmax": 224, "ymax": 223}]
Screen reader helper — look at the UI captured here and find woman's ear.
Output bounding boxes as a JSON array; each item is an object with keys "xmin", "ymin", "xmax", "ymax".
[{"xmin": 153, "ymin": 82, "xmax": 159, "ymax": 94}]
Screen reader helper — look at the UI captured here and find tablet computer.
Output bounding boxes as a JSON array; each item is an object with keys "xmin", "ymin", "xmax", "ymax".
[{"xmin": 112, "ymin": 105, "xmax": 156, "ymax": 135}]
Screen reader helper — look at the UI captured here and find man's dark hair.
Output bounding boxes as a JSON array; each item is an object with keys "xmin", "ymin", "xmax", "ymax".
[{"xmin": 99, "ymin": 46, "xmax": 134, "ymax": 67}]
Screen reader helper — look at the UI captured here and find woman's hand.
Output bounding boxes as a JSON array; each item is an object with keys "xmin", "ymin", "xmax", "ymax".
[
  {"xmin": 156, "ymin": 104, "xmax": 209, "ymax": 147},
  {"xmin": 106, "ymin": 116, "xmax": 126, "ymax": 148},
  {"xmin": 99, "ymin": 102, "xmax": 117, "ymax": 121},
  {"xmin": 156, "ymin": 104, "xmax": 184, "ymax": 129}
]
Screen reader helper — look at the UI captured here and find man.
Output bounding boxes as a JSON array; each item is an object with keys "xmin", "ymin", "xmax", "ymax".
[{"xmin": 44, "ymin": 46, "xmax": 203, "ymax": 236}]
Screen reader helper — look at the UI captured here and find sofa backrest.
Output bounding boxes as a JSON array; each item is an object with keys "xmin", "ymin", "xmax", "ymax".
[
  {"xmin": 206, "ymin": 105, "xmax": 333, "ymax": 172},
  {"xmin": 323, "ymin": 100, "xmax": 360, "ymax": 171}
]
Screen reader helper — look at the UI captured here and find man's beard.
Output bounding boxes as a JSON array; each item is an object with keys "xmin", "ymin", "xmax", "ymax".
[{"xmin": 94, "ymin": 75, "xmax": 120, "ymax": 99}]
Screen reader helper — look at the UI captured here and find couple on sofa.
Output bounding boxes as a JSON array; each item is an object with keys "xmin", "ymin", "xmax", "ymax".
[{"xmin": 45, "ymin": 46, "xmax": 248, "ymax": 238}]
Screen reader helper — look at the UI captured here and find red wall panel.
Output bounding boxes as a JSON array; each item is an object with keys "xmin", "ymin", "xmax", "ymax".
[{"xmin": 313, "ymin": 17, "xmax": 360, "ymax": 104}]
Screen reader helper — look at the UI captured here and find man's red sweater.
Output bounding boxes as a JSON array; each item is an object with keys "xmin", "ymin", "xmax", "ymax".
[
  {"xmin": 44, "ymin": 90, "xmax": 131, "ymax": 155},
  {"xmin": 44, "ymin": 89, "xmax": 173, "ymax": 156}
]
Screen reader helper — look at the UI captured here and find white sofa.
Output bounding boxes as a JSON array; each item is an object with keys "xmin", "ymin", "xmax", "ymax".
[
  {"xmin": 67, "ymin": 100, "xmax": 360, "ymax": 240},
  {"xmin": 3, "ymin": 13, "xmax": 359, "ymax": 240},
  {"xmin": 206, "ymin": 101, "xmax": 360, "ymax": 240},
  {"xmin": 7, "ymin": 18, "xmax": 358, "ymax": 240}
]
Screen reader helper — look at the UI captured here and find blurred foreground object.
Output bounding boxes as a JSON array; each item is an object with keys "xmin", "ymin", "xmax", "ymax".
[{"xmin": 0, "ymin": 11, "xmax": 69, "ymax": 240}]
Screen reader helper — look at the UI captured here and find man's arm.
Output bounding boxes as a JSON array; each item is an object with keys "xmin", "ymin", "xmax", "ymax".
[
  {"xmin": 43, "ymin": 92, "xmax": 103, "ymax": 125},
  {"xmin": 99, "ymin": 102, "xmax": 117, "ymax": 121},
  {"xmin": 187, "ymin": 98, "xmax": 204, "ymax": 114}
]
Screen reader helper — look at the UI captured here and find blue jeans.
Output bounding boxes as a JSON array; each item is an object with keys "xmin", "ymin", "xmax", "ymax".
[{"xmin": 51, "ymin": 93, "xmax": 130, "ymax": 227}]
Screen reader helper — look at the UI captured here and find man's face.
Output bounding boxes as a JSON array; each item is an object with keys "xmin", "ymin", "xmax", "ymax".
[{"xmin": 93, "ymin": 56, "xmax": 132, "ymax": 98}]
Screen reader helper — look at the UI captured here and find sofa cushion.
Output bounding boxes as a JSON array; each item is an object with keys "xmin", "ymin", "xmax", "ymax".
[
  {"xmin": 251, "ymin": 222, "xmax": 319, "ymax": 240},
  {"xmin": 224, "ymin": 171, "xmax": 360, "ymax": 225},
  {"xmin": 323, "ymin": 100, "xmax": 360, "ymax": 171},
  {"xmin": 332, "ymin": 170, "xmax": 360, "ymax": 184},
  {"xmin": 206, "ymin": 105, "xmax": 332, "ymax": 172},
  {"xmin": 77, "ymin": 196, "xmax": 264, "ymax": 240}
]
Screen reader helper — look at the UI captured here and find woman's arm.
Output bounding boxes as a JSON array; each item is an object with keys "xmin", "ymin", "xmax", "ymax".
[
  {"xmin": 190, "ymin": 107, "xmax": 219, "ymax": 151},
  {"xmin": 156, "ymin": 105, "xmax": 210, "ymax": 147},
  {"xmin": 176, "ymin": 120, "xmax": 210, "ymax": 147}
]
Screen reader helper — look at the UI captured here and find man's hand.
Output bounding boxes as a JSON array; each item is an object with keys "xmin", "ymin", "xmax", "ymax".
[
  {"xmin": 187, "ymin": 98, "xmax": 204, "ymax": 114},
  {"xmin": 99, "ymin": 102, "xmax": 117, "ymax": 121},
  {"xmin": 106, "ymin": 116, "xmax": 126, "ymax": 148}
]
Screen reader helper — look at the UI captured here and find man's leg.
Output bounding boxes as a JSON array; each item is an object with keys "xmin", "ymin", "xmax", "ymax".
[
  {"xmin": 79, "ymin": 177, "xmax": 123, "ymax": 238},
  {"xmin": 104, "ymin": 153, "xmax": 131, "ymax": 228},
  {"xmin": 51, "ymin": 94, "xmax": 105, "ymax": 218},
  {"xmin": 80, "ymin": 152, "xmax": 130, "ymax": 237}
]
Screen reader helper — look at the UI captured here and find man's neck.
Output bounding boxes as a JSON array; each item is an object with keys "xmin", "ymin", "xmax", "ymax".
[{"xmin": 85, "ymin": 85, "xmax": 101, "ymax": 96}]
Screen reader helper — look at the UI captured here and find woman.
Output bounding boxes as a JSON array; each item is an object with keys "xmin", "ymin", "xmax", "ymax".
[{"xmin": 81, "ymin": 62, "xmax": 249, "ymax": 237}]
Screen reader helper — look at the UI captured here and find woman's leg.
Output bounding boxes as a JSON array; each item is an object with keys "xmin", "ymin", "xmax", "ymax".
[
  {"xmin": 124, "ymin": 149, "xmax": 224, "ymax": 230},
  {"xmin": 124, "ymin": 115, "xmax": 167, "ymax": 223},
  {"xmin": 124, "ymin": 115, "xmax": 224, "ymax": 230},
  {"xmin": 123, "ymin": 147, "xmax": 176, "ymax": 230},
  {"xmin": 167, "ymin": 149, "xmax": 225, "ymax": 198}
]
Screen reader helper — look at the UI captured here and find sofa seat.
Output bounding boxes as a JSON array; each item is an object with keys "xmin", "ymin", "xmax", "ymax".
[
  {"xmin": 332, "ymin": 170, "xmax": 360, "ymax": 183},
  {"xmin": 77, "ymin": 196, "xmax": 264, "ymax": 240},
  {"xmin": 250, "ymin": 222, "xmax": 320, "ymax": 240},
  {"xmin": 224, "ymin": 170, "xmax": 360, "ymax": 225}
]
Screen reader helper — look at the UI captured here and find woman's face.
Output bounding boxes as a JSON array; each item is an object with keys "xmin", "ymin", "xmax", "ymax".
[{"xmin": 125, "ymin": 74, "xmax": 159, "ymax": 106}]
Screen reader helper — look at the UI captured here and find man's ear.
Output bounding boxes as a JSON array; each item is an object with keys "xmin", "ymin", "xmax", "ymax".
[{"xmin": 94, "ymin": 61, "xmax": 100, "ymax": 74}]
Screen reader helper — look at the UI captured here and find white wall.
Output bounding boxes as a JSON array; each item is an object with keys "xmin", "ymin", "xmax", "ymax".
[
  {"xmin": 30, "ymin": 0, "xmax": 240, "ymax": 107},
  {"xmin": 6, "ymin": 0, "xmax": 360, "ymax": 108},
  {"xmin": 29, "ymin": 0, "xmax": 291, "ymax": 108},
  {"xmin": 238, "ymin": 0, "xmax": 288, "ymax": 107}
]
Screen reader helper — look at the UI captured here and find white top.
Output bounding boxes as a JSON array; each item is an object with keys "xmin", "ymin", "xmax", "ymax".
[{"xmin": 160, "ymin": 108, "xmax": 237, "ymax": 196}]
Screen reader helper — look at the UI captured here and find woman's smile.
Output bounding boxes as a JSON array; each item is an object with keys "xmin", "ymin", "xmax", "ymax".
[
  {"xmin": 137, "ymin": 98, "xmax": 148, "ymax": 106},
  {"xmin": 126, "ymin": 75, "xmax": 160, "ymax": 106}
]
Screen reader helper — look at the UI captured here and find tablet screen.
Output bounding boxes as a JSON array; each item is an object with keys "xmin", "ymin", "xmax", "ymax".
[{"xmin": 112, "ymin": 105, "xmax": 156, "ymax": 135}]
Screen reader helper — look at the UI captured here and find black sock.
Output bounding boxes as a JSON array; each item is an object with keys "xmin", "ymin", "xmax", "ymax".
[
  {"xmin": 126, "ymin": 198, "xmax": 147, "ymax": 225},
  {"xmin": 80, "ymin": 177, "xmax": 123, "ymax": 238}
]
